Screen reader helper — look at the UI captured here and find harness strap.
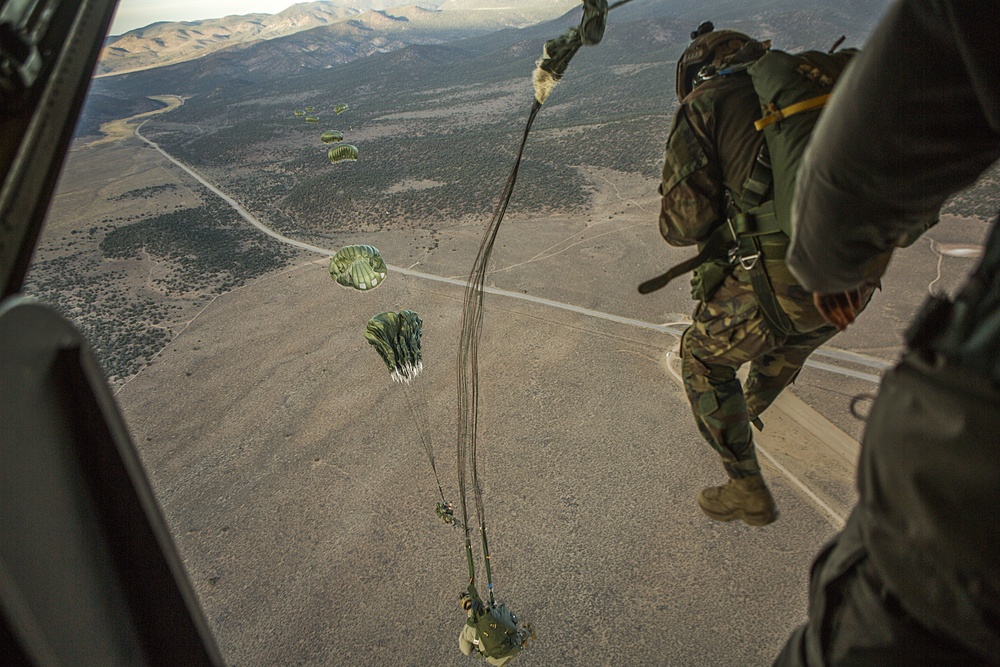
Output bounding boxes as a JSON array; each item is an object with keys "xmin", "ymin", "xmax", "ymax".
[
  {"xmin": 640, "ymin": 113, "xmax": 797, "ymax": 337},
  {"xmin": 741, "ymin": 145, "xmax": 772, "ymax": 208},
  {"xmin": 637, "ymin": 197, "xmax": 784, "ymax": 296},
  {"xmin": 744, "ymin": 236, "xmax": 795, "ymax": 336},
  {"xmin": 754, "ymin": 93, "xmax": 831, "ymax": 131},
  {"xmin": 637, "ymin": 230, "xmax": 731, "ymax": 294},
  {"xmin": 729, "ymin": 144, "xmax": 796, "ymax": 336}
]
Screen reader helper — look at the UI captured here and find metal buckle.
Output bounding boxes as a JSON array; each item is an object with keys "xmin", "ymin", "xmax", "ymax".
[
  {"xmin": 739, "ymin": 252, "xmax": 760, "ymax": 271},
  {"xmin": 727, "ymin": 217, "xmax": 760, "ymax": 270}
]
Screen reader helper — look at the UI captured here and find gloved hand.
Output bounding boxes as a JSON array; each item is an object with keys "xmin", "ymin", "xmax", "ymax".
[{"xmin": 813, "ymin": 288, "xmax": 864, "ymax": 331}]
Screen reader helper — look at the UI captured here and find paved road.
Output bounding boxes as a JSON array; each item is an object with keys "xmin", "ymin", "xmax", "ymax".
[{"xmin": 134, "ymin": 123, "xmax": 888, "ymax": 384}]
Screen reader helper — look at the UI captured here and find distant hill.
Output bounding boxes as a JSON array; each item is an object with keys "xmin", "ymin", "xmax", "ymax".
[
  {"xmin": 81, "ymin": 0, "xmax": 897, "ymax": 235},
  {"xmin": 62, "ymin": 0, "xmax": 907, "ymax": 380},
  {"xmin": 98, "ymin": 0, "xmax": 578, "ymax": 76}
]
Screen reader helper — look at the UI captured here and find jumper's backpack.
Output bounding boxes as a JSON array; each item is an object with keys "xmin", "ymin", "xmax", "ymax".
[
  {"xmin": 466, "ymin": 585, "xmax": 522, "ymax": 661},
  {"xmin": 744, "ymin": 47, "xmax": 857, "ymax": 234},
  {"xmin": 641, "ymin": 43, "xmax": 857, "ymax": 336}
]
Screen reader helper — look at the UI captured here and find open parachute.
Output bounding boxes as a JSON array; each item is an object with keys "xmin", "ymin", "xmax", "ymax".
[
  {"xmin": 363, "ymin": 310, "xmax": 455, "ymax": 525},
  {"xmin": 329, "ymin": 244, "xmax": 386, "ymax": 290},
  {"xmin": 364, "ymin": 310, "xmax": 423, "ymax": 384},
  {"xmin": 334, "ymin": 103, "xmax": 349, "ymax": 114},
  {"xmin": 321, "ymin": 130, "xmax": 345, "ymax": 144},
  {"xmin": 328, "ymin": 144, "xmax": 359, "ymax": 163}
]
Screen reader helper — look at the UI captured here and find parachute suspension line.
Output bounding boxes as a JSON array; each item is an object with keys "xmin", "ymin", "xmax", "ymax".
[
  {"xmin": 393, "ymin": 273, "xmax": 448, "ymax": 509},
  {"xmin": 457, "ymin": 99, "xmax": 543, "ymax": 605},
  {"xmin": 402, "ymin": 382, "xmax": 447, "ymax": 504},
  {"xmin": 456, "ymin": 0, "xmax": 624, "ymax": 603}
]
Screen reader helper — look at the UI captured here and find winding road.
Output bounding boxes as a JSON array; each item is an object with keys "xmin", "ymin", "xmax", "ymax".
[{"xmin": 133, "ymin": 120, "xmax": 889, "ymax": 384}]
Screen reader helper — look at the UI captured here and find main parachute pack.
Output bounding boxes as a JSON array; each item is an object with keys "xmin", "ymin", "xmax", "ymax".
[
  {"xmin": 747, "ymin": 46, "xmax": 857, "ymax": 235},
  {"xmin": 465, "ymin": 584, "xmax": 524, "ymax": 661}
]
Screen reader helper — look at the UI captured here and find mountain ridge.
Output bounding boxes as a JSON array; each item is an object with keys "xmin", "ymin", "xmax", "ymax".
[{"xmin": 99, "ymin": 0, "xmax": 578, "ymax": 76}]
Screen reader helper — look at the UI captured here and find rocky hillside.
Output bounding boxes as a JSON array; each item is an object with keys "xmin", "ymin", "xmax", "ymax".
[{"xmin": 98, "ymin": 0, "xmax": 578, "ymax": 76}]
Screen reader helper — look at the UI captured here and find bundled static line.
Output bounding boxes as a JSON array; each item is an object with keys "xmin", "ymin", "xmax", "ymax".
[
  {"xmin": 455, "ymin": 0, "xmax": 634, "ymax": 600},
  {"xmin": 456, "ymin": 100, "xmax": 542, "ymax": 600}
]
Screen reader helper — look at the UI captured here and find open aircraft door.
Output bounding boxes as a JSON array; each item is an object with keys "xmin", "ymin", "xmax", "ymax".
[{"xmin": 1, "ymin": 1, "xmax": 225, "ymax": 664}]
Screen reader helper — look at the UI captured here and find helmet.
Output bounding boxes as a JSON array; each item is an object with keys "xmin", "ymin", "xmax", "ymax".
[{"xmin": 676, "ymin": 21, "xmax": 754, "ymax": 101}]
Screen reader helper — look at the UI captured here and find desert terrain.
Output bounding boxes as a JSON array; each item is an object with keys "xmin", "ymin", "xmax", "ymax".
[
  {"xmin": 28, "ymin": 4, "xmax": 994, "ymax": 657},
  {"xmin": 27, "ymin": 91, "xmax": 990, "ymax": 663}
]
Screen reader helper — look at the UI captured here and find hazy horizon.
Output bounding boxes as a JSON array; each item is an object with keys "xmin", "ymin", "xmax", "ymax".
[{"xmin": 110, "ymin": 0, "xmax": 302, "ymax": 35}]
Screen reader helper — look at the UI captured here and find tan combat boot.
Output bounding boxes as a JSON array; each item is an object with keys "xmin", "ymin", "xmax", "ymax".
[{"xmin": 697, "ymin": 474, "xmax": 777, "ymax": 526}]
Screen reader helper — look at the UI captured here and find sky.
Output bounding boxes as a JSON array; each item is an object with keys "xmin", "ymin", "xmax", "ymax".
[{"xmin": 109, "ymin": 0, "xmax": 299, "ymax": 35}]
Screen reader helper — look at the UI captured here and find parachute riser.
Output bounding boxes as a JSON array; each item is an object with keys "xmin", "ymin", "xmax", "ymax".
[
  {"xmin": 480, "ymin": 524, "xmax": 497, "ymax": 607},
  {"xmin": 465, "ymin": 532, "xmax": 476, "ymax": 584}
]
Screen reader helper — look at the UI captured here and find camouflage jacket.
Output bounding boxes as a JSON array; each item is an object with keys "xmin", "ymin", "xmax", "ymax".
[{"xmin": 659, "ymin": 69, "xmax": 829, "ymax": 331}]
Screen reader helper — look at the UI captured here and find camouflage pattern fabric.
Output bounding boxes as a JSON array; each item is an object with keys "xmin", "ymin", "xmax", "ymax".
[
  {"xmin": 659, "ymin": 60, "xmax": 835, "ymax": 333},
  {"xmin": 659, "ymin": 74, "xmax": 761, "ymax": 246},
  {"xmin": 680, "ymin": 271, "xmax": 838, "ymax": 478},
  {"xmin": 532, "ymin": 0, "xmax": 608, "ymax": 104},
  {"xmin": 660, "ymin": 50, "xmax": 876, "ymax": 478}
]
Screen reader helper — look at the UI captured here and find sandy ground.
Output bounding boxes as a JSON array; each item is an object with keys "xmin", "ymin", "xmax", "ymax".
[
  {"xmin": 116, "ymin": 255, "xmax": 842, "ymax": 667},
  {"xmin": 40, "ymin": 127, "xmax": 990, "ymax": 665}
]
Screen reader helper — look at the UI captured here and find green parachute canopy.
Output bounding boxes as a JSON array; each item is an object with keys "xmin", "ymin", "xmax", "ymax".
[
  {"xmin": 305, "ymin": 106, "xmax": 316, "ymax": 112},
  {"xmin": 305, "ymin": 116, "xmax": 320, "ymax": 122},
  {"xmin": 334, "ymin": 103, "xmax": 349, "ymax": 114},
  {"xmin": 327, "ymin": 144, "xmax": 359, "ymax": 163},
  {"xmin": 364, "ymin": 310, "xmax": 423, "ymax": 384},
  {"xmin": 329, "ymin": 244, "xmax": 386, "ymax": 290},
  {"xmin": 321, "ymin": 130, "xmax": 345, "ymax": 144},
  {"xmin": 293, "ymin": 110, "xmax": 306, "ymax": 117}
]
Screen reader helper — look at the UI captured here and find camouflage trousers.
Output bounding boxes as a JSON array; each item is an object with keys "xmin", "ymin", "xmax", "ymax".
[{"xmin": 680, "ymin": 273, "xmax": 837, "ymax": 479}]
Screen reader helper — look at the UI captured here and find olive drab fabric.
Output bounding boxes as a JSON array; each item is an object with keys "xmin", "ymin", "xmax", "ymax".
[
  {"xmin": 465, "ymin": 585, "xmax": 525, "ymax": 663},
  {"xmin": 776, "ymin": 0, "xmax": 1000, "ymax": 663},
  {"xmin": 788, "ymin": 4, "xmax": 1000, "ymax": 295},
  {"xmin": 746, "ymin": 49, "xmax": 857, "ymax": 236},
  {"xmin": 328, "ymin": 244, "xmax": 387, "ymax": 291},
  {"xmin": 363, "ymin": 310, "xmax": 423, "ymax": 384}
]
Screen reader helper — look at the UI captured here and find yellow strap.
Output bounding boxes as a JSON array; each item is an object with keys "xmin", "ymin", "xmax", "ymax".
[{"xmin": 754, "ymin": 93, "xmax": 831, "ymax": 131}]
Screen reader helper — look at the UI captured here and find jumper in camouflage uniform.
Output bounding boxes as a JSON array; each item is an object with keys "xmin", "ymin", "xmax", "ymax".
[{"xmin": 659, "ymin": 25, "xmax": 871, "ymax": 523}]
